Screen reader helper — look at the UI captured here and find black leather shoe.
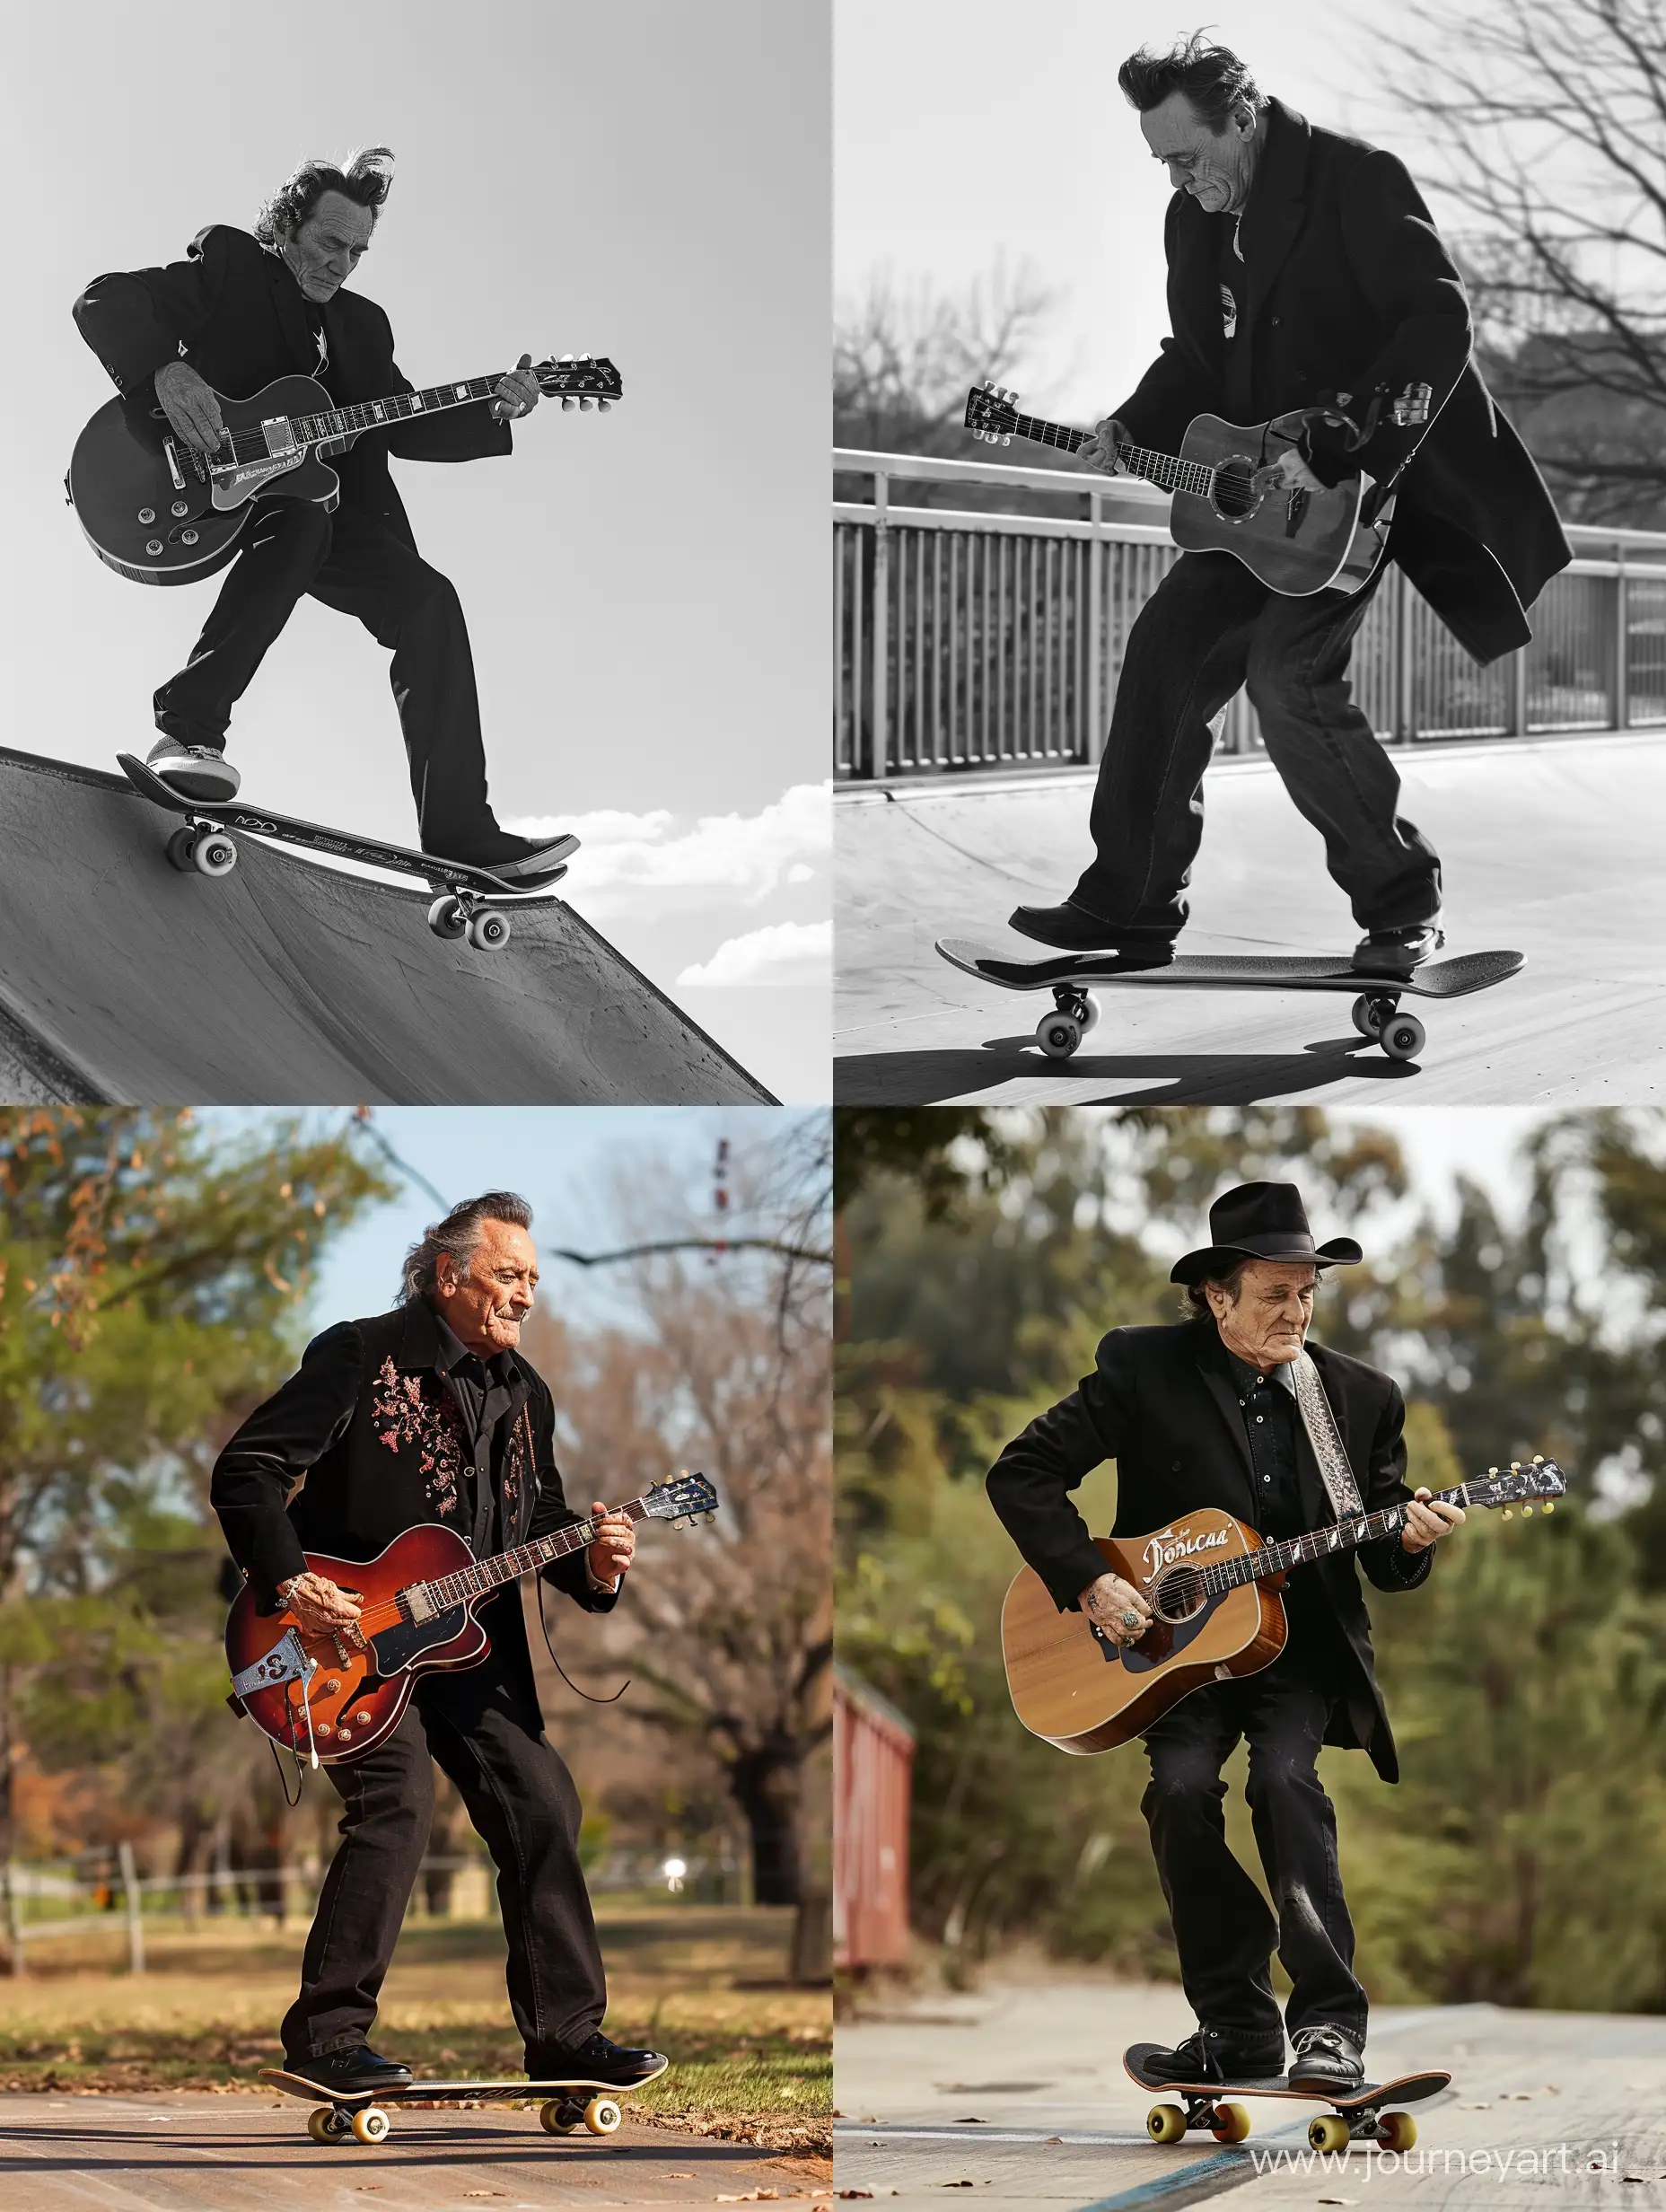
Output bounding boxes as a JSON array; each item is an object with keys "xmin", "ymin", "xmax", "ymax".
[
  {"xmin": 535, "ymin": 2028, "xmax": 668, "ymax": 2089},
  {"xmin": 1352, "ymin": 923, "xmax": 1444, "ymax": 975},
  {"xmin": 1009, "ymin": 900, "xmax": 1175, "ymax": 961},
  {"xmin": 1141, "ymin": 2025, "xmax": 1285, "ymax": 2085},
  {"xmin": 432, "ymin": 827, "xmax": 581, "ymax": 882},
  {"xmin": 1288, "ymin": 2024, "xmax": 1365, "ymax": 2094},
  {"xmin": 288, "ymin": 2044, "xmax": 413, "ymax": 2093}
]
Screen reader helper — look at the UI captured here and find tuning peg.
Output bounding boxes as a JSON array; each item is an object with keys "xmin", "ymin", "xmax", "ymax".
[
  {"xmin": 1488, "ymin": 1466, "xmax": 1498, "ymax": 1476},
  {"xmin": 1532, "ymin": 1454, "xmax": 1544, "ymax": 1465},
  {"xmin": 1501, "ymin": 1507, "xmax": 1513, "ymax": 1520},
  {"xmin": 1000, "ymin": 433, "xmax": 1012, "ymax": 446},
  {"xmin": 1542, "ymin": 1501, "xmax": 1555, "ymax": 1514},
  {"xmin": 1521, "ymin": 1504, "xmax": 1533, "ymax": 1515}
]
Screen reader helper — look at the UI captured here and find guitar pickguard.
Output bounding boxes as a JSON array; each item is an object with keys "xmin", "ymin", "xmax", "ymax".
[
  {"xmin": 210, "ymin": 453, "xmax": 308, "ymax": 508},
  {"xmin": 1118, "ymin": 1591, "xmax": 1225, "ymax": 1674},
  {"xmin": 368, "ymin": 1604, "xmax": 472, "ymax": 1675}
]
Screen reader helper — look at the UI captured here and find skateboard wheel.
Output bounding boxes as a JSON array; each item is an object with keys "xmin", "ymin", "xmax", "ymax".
[
  {"xmin": 539, "ymin": 2097, "xmax": 585, "ymax": 2134},
  {"xmin": 427, "ymin": 893, "xmax": 469, "ymax": 939},
  {"xmin": 192, "ymin": 830, "xmax": 237, "ymax": 878},
  {"xmin": 1146, "ymin": 2102, "xmax": 1188, "ymax": 2144},
  {"xmin": 468, "ymin": 908, "xmax": 511, "ymax": 952},
  {"xmin": 306, "ymin": 2105, "xmax": 350, "ymax": 2142},
  {"xmin": 1308, "ymin": 2112, "xmax": 1351, "ymax": 2154},
  {"xmin": 1036, "ymin": 1013, "xmax": 1082, "ymax": 1059},
  {"xmin": 1380, "ymin": 1014, "xmax": 1425, "ymax": 1061},
  {"xmin": 166, "ymin": 827, "xmax": 198, "ymax": 873},
  {"xmin": 1075, "ymin": 993, "xmax": 1100, "ymax": 1035},
  {"xmin": 1377, "ymin": 2110, "xmax": 1417, "ymax": 2152},
  {"xmin": 349, "ymin": 2104, "xmax": 390, "ymax": 2145},
  {"xmin": 1350, "ymin": 993, "xmax": 1385, "ymax": 1038},
  {"xmin": 583, "ymin": 2094, "xmax": 623, "ymax": 2136},
  {"xmin": 1210, "ymin": 2101, "xmax": 1251, "ymax": 2143}
]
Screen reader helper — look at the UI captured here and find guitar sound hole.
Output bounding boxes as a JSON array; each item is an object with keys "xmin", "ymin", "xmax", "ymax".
[
  {"xmin": 1211, "ymin": 459, "xmax": 1260, "ymax": 521},
  {"xmin": 1153, "ymin": 1566, "xmax": 1206, "ymax": 1623}
]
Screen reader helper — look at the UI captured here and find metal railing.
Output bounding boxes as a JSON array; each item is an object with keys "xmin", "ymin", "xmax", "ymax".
[{"xmin": 834, "ymin": 449, "xmax": 1666, "ymax": 781}]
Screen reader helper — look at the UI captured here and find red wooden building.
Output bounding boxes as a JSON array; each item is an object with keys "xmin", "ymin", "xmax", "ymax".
[{"xmin": 833, "ymin": 1661, "xmax": 916, "ymax": 1971}]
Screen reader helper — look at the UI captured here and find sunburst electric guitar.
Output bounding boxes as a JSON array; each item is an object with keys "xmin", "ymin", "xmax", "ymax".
[
  {"xmin": 963, "ymin": 378, "xmax": 1431, "ymax": 597},
  {"xmin": 68, "ymin": 350, "xmax": 622, "ymax": 586},
  {"xmin": 225, "ymin": 1470, "xmax": 716, "ymax": 1767},
  {"xmin": 1001, "ymin": 1456, "xmax": 1565, "ymax": 1754}
]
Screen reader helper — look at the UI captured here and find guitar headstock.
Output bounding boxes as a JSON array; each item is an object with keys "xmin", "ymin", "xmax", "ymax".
[
  {"xmin": 1465, "ymin": 1457, "xmax": 1568, "ymax": 1514},
  {"xmin": 533, "ymin": 353, "xmax": 623, "ymax": 402},
  {"xmin": 964, "ymin": 380, "xmax": 1020, "ymax": 445},
  {"xmin": 643, "ymin": 1470, "xmax": 719, "ymax": 1527}
]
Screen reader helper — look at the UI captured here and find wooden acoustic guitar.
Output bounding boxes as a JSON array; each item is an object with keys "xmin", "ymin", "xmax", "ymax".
[
  {"xmin": 225, "ymin": 1470, "xmax": 715, "ymax": 1767},
  {"xmin": 962, "ymin": 379, "xmax": 1430, "ymax": 597},
  {"xmin": 67, "ymin": 351, "xmax": 621, "ymax": 586},
  {"xmin": 1001, "ymin": 1457, "xmax": 1565, "ymax": 1754}
]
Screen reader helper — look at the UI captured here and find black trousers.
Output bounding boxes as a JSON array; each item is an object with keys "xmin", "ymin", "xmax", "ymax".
[
  {"xmin": 1139, "ymin": 1653, "xmax": 1368, "ymax": 2049},
  {"xmin": 281, "ymin": 1632, "xmax": 606, "ymax": 2067},
  {"xmin": 1072, "ymin": 549, "xmax": 1442, "ymax": 935},
  {"xmin": 153, "ymin": 501, "xmax": 498, "ymax": 851}
]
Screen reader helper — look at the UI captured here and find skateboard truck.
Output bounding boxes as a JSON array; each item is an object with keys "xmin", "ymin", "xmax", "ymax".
[{"xmin": 1146, "ymin": 2085, "xmax": 1419, "ymax": 2154}]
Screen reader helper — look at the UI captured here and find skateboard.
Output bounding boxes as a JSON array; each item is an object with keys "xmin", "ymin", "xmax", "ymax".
[
  {"xmin": 1124, "ymin": 2042, "xmax": 1450, "ymax": 2153},
  {"xmin": 259, "ymin": 2062, "xmax": 668, "ymax": 2146},
  {"xmin": 118, "ymin": 752, "xmax": 579, "ymax": 954},
  {"xmin": 935, "ymin": 940, "xmax": 1525, "ymax": 1064}
]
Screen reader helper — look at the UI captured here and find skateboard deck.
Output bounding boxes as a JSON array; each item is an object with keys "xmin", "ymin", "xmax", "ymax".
[
  {"xmin": 1124, "ymin": 2042, "xmax": 1450, "ymax": 2152},
  {"xmin": 118, "ymin": 752, "xmax": 576, "ymax": 952},
  {"xmin": 936, "ymin": 939, "xmax": 1524, "ymax": 1064},
  {"xmin": 260, "ymin": 2063, "xmax": 667, "ymax": 2146}
]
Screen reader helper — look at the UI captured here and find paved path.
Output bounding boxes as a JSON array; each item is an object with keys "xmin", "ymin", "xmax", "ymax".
[
  {"xmin": 833, "ymin": 731, "xmax": 1666, "ymax": 1105},
  {"xmin": 833, "ymin": 1979, "xmax": 1666, "ymax": 2210},
  {"xmin": 0, "ymin": 2094, "xmax": 829, "ymax": 2211}
]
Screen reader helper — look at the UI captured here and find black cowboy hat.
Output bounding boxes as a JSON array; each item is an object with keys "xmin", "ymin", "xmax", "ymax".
[{"xmin": 1170, "ymin": 1181, "xmax": 1362, "ymax": 1286}]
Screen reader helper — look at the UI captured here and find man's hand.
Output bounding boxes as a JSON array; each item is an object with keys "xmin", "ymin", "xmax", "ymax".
[
  {"xmin": 1076, "ymin": 416, "xmax": 1130, "ymax": 478},
  {"xmin": 586, "ymin": 1498, "xmax": 635, "ymax": 1585},
  {"xmin": 489, "ymin": 352, "xmax": 543, "ymax": 422},
  {"xmin": 153, "ymin": 360, "xmax": 227, "ymax": 456},
  {"xmin": 1265, "ymin": 443, "xmax": 1328, "ymax": 495},
  {"xmin": 1400, "ymin": 1487, "xmax": 1465, "ymax": 1553},
  {"xmin": 278, "ymin": 1570, "xmax": 363, "ymax": 1637},
  {"xmin": 1081, "ymin": 1568, "xmax": 1153, "ymax": 1644}
]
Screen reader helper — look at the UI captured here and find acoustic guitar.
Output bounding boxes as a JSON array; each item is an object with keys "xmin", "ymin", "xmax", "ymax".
[
  {"xmin": 1001, "ymin": 1457, "xmax": 1565, "ymax": 1754},
  {"xmin": 67, "ymin": 351, "xmax": 622, "ymax": 586},
  {"xmin": 225, "ymin": 1470, "xmax": 715, "ymax": 1767},
  {"xmin": 962, "ymin": 379, "xmax": 1431, "ymax": 597}
]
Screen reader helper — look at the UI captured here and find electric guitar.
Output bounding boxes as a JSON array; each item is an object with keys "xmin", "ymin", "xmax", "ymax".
[
  {"xmin": 225, "ymin": 1470, "xmax": 715, "ymax": 1767},
  {"xmin": 962, "ymin": 379, "xmax": 1431, "ymax": 597},
  {"xmin": 1000, "ymin": 1457, "xmax": 1565, "ymax": 1754},
  {"xmin": 67, "ymin": 351, "xmax": 622, "ymax": 586}
]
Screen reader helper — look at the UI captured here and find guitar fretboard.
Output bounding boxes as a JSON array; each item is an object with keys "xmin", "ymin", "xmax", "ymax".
[
  {"xmin": 214, "ymin": 374, "xmax": 515, "ymax": 470},
  {"xmin": 408, "ymin": 1492, "xmax": 654, "ymax": 1612},
  {"xmin": 996, "ymin": 411, "xmax": 1216, "ymax": 499},
  {"xmin": 1197, "ymin": 1483, "xmax": 1472, "ymax": 1594}
]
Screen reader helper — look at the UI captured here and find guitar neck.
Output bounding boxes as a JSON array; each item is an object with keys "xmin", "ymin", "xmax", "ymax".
[
  {"xmin": 1000, "ymin": 411, "xmax": 1211, "ymax": 497},
  {"xmin": 293, "ymin": 373, "xmax": 513, "ymax": 449},
  {"xmin": 413, "ymin": 1495, "xmax": 653, "ymax": 1611},
  {"xmin": 1206, "ymin": 1485, "xmax": 1471, "ymax": 1594}
]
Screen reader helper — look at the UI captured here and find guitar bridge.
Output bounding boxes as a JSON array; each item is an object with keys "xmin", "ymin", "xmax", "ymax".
[{"xmin": 1285, "ymin": 487, "xmax": 1310, "ymax": 537}]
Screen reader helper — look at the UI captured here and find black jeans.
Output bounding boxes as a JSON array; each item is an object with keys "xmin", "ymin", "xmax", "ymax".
[
  {"xmin": 1072, "ymin": 550, "xmax": 1442, "ymax": 935},
  {"xmin": 153, "ymin": 501, "xmax": 498, "ymax": 852},
  {"xmin": 282, "ymin": 1629, "xmax": 606, "ymax": 2068},
  {"xmin": 1139, "ymin": 1654, "xmax": 1367, "ymax": 2050}
]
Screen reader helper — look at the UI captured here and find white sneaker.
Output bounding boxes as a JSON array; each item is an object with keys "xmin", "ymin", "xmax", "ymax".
[{"xmin": 146, "ymin": 736, "xmax": 241, "ymax": 802}]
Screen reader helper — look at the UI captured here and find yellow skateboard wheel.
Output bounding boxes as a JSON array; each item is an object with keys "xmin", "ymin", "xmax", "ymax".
[
  {"xmin": 1147, "ymin": 2102, "xmax": 1188, "ymax": 2143},
  {"xmin": 1211, "ymin": 2101, "xmax": 1251, "ymax": 2143}
]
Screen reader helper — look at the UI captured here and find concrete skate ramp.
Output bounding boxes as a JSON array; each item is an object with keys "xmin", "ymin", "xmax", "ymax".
[
  {"xmin": 0, "ymin": 749, "xmax": 774, "ymax": 1105},
  {"xmin": 836, "ymin": 731, "xmax": 1666, "ymax": 1105}
]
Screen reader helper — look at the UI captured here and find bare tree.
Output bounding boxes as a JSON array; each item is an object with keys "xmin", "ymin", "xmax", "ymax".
[{"xmin": 1377, "ymin": 0, "xmax": 1666, "ymax": 523}]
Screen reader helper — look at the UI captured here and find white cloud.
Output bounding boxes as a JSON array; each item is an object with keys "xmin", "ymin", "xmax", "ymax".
[
  {"xmin": 508, "ymin": 781, "xmax": 829, "ymax": 907},
  {"xmin": 676, "ymin": 920, "xmax": 832, "ymax": 988}
]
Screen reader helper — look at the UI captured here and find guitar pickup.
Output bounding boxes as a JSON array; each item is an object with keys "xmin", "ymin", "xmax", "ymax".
[{"xmin": 260, "ymin": 417, "xmax": 301, "ymax": 457}]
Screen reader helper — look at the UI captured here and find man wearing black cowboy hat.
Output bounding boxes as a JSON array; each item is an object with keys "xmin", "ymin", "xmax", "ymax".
[{"xmin": 986, "ymin": 1181, "xmax": 1463, "ymax": 2094}]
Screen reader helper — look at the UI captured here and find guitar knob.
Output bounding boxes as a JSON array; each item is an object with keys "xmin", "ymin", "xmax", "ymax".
[
  {"xmin": 136, "ymin": 507, "xmax": 156, "ymax": 524},
  {"xmin": 145, "ymin": 540, "xmax": 163, "ymax": 556},
  {"xmin": 171, "ymin": 499, "xmax": 189, "ymax": 517},
  {"xmin": 336, "ymin": 1727, "xmax": 352, "ymax": 1742},
  {"xmin": 353, "ymin": 1709, "xmax": 373, "ymax": 1725},
  {"xmin": 323, "ymin": 1678, "xmax": 342, "ymax": 1694},
  {"xmin": 180, "ymin": 531, "xmax": 199, "ymax": 545},
  {"xmin": 315, "ymin": 1724, "xmax": 333, "ymax": 1738}
]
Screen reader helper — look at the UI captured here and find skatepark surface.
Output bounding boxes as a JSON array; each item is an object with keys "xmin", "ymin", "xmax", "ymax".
[
  {"xmin": 834, "ymin": 1976, "xmax": 1666, "ymax": 2210},
  {"xmin": 834, "ymin": 730, "xmax": 1666, "ymax": 1106},
  {"xmin": 0, "ymin": 748, "xmax": 774, "ymax": 1105}
]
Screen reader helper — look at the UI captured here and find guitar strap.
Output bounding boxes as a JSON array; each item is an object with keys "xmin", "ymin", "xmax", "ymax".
[{"xmin": 1290, "ymin": 1351, "xmax": 1364, "ymax": 1520}]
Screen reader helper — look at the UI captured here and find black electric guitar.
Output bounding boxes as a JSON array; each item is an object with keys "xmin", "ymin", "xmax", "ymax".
[
  {"xmin": 68, "ymin": 351, "xmax": 622, "ymax": 586},
  {"xmin": 963, "ymin": 379, "xmax": 1431, "ymax": 597}
]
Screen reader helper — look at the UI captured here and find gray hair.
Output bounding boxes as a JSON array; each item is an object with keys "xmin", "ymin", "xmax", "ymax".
[
  {"xmin": 255, "ymin": 145, "xmax": 395, "ymax": 247},
  {"xmin": 1180, "ymin": 1257, "xmax": 1255, "ymax": 1319},
  {"xmin": 399, "ymin": 1191, "xmax": 533, "ymax": 1304}
]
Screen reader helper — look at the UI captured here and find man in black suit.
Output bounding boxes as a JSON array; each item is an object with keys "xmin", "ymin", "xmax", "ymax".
[
  {"xmin": 74, "ymin": 147, "xmax": 593, "ymax": 877},
  {"xmin": 1012, "ymin": 37, "xmax": 1570, "ymax": 976},
  {"xmin": 212, "ymin": 1190, "xmax": 665, "ymax": 2099},
  {"xmin": 986, "ymin": 1182, "xmax": 1463, "ymax": 2094}
]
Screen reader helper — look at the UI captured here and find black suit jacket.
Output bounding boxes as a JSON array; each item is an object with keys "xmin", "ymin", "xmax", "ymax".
[
  {"xmin": 212, "ymin": 1302, "xmax": 617, "ymax": 1688},
  {"xmin": 73, "ymin": 224, "xmax": 511, "ymax": 552},
  {"xmin": 986, "ymin": 1317, "xmax": 1430, "ymax": 1780},
  {"xmin": 1118, "ymin": 100, "xmax": 1571, "ymax": 665}
]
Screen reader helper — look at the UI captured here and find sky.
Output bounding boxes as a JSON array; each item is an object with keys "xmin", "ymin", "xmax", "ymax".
[
  {"xmin": 835, "ymin": 0, "xmax": 1443, "ymax": 422},
  {"xmin": 196, "ymin": 1105, "xmax": 828, "ymax": 1338},
  {"xmin": 6, "ymin": 0, "xmax": 829, "ymax": 1102}
]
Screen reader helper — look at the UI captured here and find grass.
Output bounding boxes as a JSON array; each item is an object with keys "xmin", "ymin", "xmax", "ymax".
[{"xmin": 0, "ymin": 1903, "xmax": 830, "ymax": 2149}]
